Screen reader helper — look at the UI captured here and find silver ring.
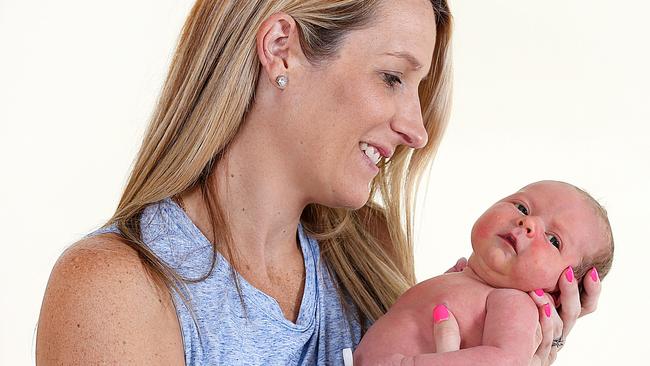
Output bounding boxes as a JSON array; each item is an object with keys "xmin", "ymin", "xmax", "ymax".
[{"xmin": 552, "ymin": 337, "xmax": 565, "ymax": 350}]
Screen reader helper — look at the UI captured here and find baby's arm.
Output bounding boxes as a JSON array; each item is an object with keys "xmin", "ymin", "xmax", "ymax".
[{"xmin": 377, "ymin": 289, "xmax": 539, "ymax": 366}]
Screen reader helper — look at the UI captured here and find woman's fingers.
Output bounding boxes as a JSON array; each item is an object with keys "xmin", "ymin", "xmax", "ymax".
[
  {"xmin": 432, "ymin": 304, "xmax": 460, "ymax": 353},
  {"xmin": 557, "ymin": 266, "xmax": 580, "ymax": 337},
  {"xmin": 525, "ymin": 266, "xmax": 602, "ymax": 365},
  {"xmin": 528, "ymin": 290, "xmax": 561, "ymax": 366},
  {"xmin": 444, "ymin": 257, "xmax": 468, "ymax": 274},
  {"xmin": 536, "ymin": 302, "xmax": 553, "ymax": 366},
  {"xmin": 580, "ymin": 267, "xmax": 601, "ymax": 316}
]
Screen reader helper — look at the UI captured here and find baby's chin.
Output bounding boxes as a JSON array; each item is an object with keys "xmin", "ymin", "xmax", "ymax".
[
  {"xmin": 468, "ymin": 256, "xmax": 558, "ymax": 292},
  {"xmin": 491, "ymin": 273, "xmax": 560, "ymax": 294}
]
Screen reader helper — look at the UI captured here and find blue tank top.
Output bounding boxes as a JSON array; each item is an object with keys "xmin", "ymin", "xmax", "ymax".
[{"xmin": 85, "ymin": 197, "xmax": 363, "ymax": 365}]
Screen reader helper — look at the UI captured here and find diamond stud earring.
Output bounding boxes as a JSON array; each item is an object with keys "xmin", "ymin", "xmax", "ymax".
[{"xmin": 275, "ymin": 75, "xmax": 288, "ymax": 89}]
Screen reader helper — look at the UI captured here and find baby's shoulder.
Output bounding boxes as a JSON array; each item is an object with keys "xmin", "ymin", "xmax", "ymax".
[
  {"xmin": 393, "ymin": 273, "xmax": 489, "ymax": 311},
  {"xmin": 414, "ymin": 272, "xmax": 490, "ymax": 294},
  {"xmin": 486, "ymin": 287, "xmax": 528, "ymax": 299},
  {"xmin": 486, "ymin": 288, "xmax": 536, "ymax": 312}
]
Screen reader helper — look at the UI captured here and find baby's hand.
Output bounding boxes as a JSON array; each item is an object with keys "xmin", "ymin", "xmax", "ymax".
[{"xmin": 444, "ymin": 257, "xmax": 468, "ymax": 274}]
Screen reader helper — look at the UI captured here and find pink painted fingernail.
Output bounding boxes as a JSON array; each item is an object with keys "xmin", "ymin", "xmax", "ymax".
[
  {"xmin": 534, "ymin": 289, "xmax": 544, "ymax": 297},
  {"xmin": 544, "ymin": 303, "xmax": 551, "ymax": 318},
  {"xmin": 590, "ymin": 267, "xmax": 599, "ymax": 282},
  {"xmin": 565, "ymin": 266, "xmax": 574, "ymax": 283},
  {"xmin": 433, "ymin": 304, "xmax": 449, "ymax": 323}
]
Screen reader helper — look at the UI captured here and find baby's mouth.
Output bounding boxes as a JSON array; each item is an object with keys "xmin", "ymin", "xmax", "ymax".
[{"xmin": 498, "ymin": 233, "xmax": 518, "ymax": 253}]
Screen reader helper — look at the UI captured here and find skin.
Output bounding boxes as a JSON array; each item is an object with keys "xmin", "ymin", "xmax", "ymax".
[
  {"xmin": 36, "ymin": 0, "xmax": 435, "ymax": 364},
  {"xmin": 354, "ymin": 181, "xmax": 607, "ymax": 365},
  {"xmin": 35, "ymin": 0, "xmax": 602, "ymax": 363},
  {"xmin": 469, "ymin": 181, "xmax": 604, "ymax": 292}
]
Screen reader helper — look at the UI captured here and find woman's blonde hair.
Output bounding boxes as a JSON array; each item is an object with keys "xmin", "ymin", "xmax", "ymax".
[{"xmin": 103, "ymin": 0, "xmax": 453, "ymax": 331}]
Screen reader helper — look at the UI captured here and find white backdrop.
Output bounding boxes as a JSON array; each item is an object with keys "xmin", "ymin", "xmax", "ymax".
[{"xmin": 1, "ymin": 1, "xmax": 648, "ymax": 365}]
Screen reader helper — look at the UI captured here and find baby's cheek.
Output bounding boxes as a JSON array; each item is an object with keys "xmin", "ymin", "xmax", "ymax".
[
  {"xmin": 471, "ymin": 219, "xmax": 491, "ymax": 240},
  {"xmin": 511, "ymin": 257, "xmax": 560, "ymax": 292},
  {"xmin": 530, "ymin": 261, "xmax": 561, "ymax": 290}
]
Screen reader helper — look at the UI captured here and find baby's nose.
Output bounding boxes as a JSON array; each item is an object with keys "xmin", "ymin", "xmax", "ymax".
[{"xmin": 517, "ymin": 217, "xmax": 537, "ymax": 238}]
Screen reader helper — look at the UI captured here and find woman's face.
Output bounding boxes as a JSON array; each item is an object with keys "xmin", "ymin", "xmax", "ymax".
[{"xmin": 282, "ymin": 0, "xmax": 437, "ymax": 209}]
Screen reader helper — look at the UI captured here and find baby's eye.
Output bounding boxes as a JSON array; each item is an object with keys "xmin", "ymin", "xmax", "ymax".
[
  {"xmin": 547, "ymin": 233, "xmax": 560, "ymax": 249},
  {"xmin": 515, "ymin": 203, "xmax": 529, "ymax": 215}
]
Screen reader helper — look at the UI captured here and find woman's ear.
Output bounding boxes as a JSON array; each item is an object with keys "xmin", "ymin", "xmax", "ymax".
[{"xmin": 255, "ymin": 12, "xmax": 304, "ymax": 88}]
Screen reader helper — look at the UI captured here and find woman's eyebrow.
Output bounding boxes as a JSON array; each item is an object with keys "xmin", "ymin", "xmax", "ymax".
[{"xmin": 383, "ymin": 51, "xmax": 423, "ymax": 70}]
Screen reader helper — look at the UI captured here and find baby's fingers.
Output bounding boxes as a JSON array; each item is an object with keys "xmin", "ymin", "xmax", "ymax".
[
  {"xmin": 432, "ymin": 304, "xmax": 460, "ymax": 353},
  {"xmin": 444, "ymin": 257, "xmax": 468, "ymax": 274}
]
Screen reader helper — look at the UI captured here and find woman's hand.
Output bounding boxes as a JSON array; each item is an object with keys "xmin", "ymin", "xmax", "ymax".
[
  {"xmin": 428, "ymin": 259, "xmax": 466, "ymax": 354},
  {"xmin": 432, "ymin": 304, "xmax": 461, "ymax": 353},
  {"xmin": 527, "ymin": 266, "xmax": 602, "ymax": 366},
  {"xmin": 439, "ymin": 260, "xmax": 602, "ymax": 365}
]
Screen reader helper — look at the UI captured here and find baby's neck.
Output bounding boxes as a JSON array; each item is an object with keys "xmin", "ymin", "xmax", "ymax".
[
  {"xmin": 460, "ymin": 254, "xmax": 509, "ymax": 289},
  {"xmin": 459, "ymin": 263, "xmax": 491, "ymax": 286}
]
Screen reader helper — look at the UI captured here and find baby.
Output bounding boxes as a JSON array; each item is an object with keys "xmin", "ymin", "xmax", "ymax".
[{"xmin": 353, "ymin": 180, "xmax": 614, "ymax": 366}]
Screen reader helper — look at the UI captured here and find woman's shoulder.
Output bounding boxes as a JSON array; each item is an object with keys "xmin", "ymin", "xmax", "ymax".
[
  {"xmin": 53, "ymin": 232, "xmax": 152, "ymax": 291},
  {"xmin": 36, "ymin": 233, "xmax": 185, "ymax": 364}
]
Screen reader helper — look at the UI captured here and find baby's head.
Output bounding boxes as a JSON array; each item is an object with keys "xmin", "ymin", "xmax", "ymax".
[{"xmin": 468, "ymin": 180, "xmax": 614, "ymax": 294}]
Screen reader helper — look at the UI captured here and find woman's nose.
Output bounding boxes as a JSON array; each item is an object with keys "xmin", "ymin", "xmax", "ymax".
[
  {"xmin": 517, "ymin": 216, "xmax": 540, "ymax": 238},
  {"xmin": 391, "ymin": 97, "xmax": 428, "ymax": 149}
]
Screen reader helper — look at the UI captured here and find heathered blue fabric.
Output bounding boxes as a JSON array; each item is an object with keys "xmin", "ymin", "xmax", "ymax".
[{"xmin": 85, "ymin": 197, "xmax": 363, "ymax": 365}]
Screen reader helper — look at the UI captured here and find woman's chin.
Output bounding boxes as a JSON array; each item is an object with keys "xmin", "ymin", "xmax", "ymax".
[
  {"xmin": 335, "ymin": 196, "xmax": 370, "ymax": 210},
  {"xmin": 325, "ymin": 186, "xmax": 371, "ymax": 210}
]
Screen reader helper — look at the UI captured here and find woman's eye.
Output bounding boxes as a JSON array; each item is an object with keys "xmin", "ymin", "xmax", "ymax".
[
  {"xmin": 382, "ymin": 73, "xmax": 402, "ymax": 88},
  {"xmin": 515, "ymin": 203, "xmax": 529, "ymax": 215},
  {"xmin": 547, "ymin": 234, "xmax": 560, "ymax": 249}
]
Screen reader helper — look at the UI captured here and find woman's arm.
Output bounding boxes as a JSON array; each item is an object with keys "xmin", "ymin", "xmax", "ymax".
[{"xmin": 36, "ymin": 235, "xmax": 185, "ymax": 365}]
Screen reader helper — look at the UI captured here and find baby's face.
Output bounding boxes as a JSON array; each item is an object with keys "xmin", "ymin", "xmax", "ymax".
[{"xmin": 469, "ymin": 181, "xmax": 605, "ymax": 292}]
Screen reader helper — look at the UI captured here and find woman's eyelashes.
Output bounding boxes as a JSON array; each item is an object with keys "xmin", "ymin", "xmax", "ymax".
[{"xmin": 382, "ymin": 73, "xmax": 403, "ymax": 89}]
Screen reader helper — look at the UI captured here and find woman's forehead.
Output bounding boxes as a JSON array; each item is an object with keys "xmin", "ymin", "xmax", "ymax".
[{"xmin": 343, "ymin": 0, "xmax": 436, "ymax": 67}]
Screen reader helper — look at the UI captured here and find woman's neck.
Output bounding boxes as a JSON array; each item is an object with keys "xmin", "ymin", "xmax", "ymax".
[{"xmin": 178, "ymin": 118, "xmax": 308, "ymax": 269}]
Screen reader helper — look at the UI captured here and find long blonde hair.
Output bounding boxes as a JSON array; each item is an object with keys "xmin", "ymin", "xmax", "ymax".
[{"xmin": 103, "ymin": 0, "xmax": 453, "ymax": 330}]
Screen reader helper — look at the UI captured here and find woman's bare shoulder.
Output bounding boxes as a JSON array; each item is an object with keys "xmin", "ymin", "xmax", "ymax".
[{"xmin": 36, "ymin": 233, "xmax": 185, "ymax": 365}]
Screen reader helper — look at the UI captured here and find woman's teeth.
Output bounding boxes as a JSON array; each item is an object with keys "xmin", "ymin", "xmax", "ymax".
[{"xmin": 359, "ymin": 142, "xmax": 381, "ymax": 165}]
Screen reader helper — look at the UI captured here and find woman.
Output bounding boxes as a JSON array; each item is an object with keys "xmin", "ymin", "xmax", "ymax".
[{"xmin": 35, "ymin": 0, "xmax": 600, "ymax": 364}]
